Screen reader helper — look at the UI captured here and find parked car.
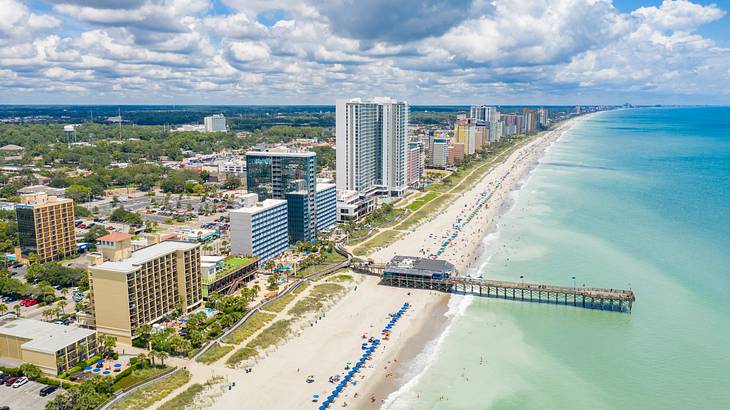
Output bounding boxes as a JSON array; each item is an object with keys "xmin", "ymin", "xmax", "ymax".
[
  {"xmin": 0, "ymin": 374, "xmax": 11, "ymax": 384},
  {"xmin": 12, "ymin": 376, "xmax": 28, "ymax": 388},
  {"xmin": 0, "ymin": 405, "xmax": 10, "ymax": 410},
  {"xmin": 78, "ymin": 223, "xmax": 87, "ymax": 229},
  {"xmin": 40, "ymin": 385, "xmax": 58, "ymax": 396},
  {"xmin": 20, "ymin": 299, "xmax": 39, "ymax": 307},
  {"xmin": 5, "ymin": 376, "xmax": 19, "ymax": 386}
]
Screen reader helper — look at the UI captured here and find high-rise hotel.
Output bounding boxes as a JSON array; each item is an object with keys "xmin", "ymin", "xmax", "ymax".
[
  {"xmin": 87, "ymin": 233, "xmax": 202, "ymax": 345},
  {"xmin": 336, "ymin": 97, "xmax": 409, "ymax": 197},
  {"xmin": 15, "ymin": 192, "xmax": 76, "ymax": 263},
  {"xmin": 245, "ymin": 151, "xmax": 318, "ymax": 243}
]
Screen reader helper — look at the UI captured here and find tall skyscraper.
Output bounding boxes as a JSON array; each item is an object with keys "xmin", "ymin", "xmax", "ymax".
[
  {"xmin": 15, "ymin": 193, "xmax": 76, "ymax": 263},
  {"xmin": 470, "ymin": 105, "xmax": 498, "ymax": 124},
  {"xmin": 246, "ymin": 151, "xmax": 318, "ymax": 243},
  {"xmin": 336, "ymin": 97, "xmax": 409, "ymax": 197}
]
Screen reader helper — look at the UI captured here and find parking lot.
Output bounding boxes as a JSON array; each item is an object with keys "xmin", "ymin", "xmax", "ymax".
[{"xmin": 0, "ymin": 380, "xmax": 60, "ymax": 409}]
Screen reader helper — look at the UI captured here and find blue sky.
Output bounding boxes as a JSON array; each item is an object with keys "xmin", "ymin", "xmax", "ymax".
[{"xmin": 1, "ymin": 0, "xmax": 729, "ymax": 105}]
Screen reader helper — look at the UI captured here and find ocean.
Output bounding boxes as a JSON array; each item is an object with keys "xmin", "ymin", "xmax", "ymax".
[{"xmin": 383, "ymin": 107, "xmax": 730, "ymax": 409}]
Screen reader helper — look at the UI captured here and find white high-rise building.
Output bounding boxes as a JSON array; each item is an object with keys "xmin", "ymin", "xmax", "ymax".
[
  {"xmin": 204, "ymin": 114, "xmax": 227, "ymax": 132},
  {"xmin": 229, "ymin": 193, "xmax": 288, "ymax": 265},
  {"xmin": 336, "ymin": 97, "xmax": 408, "ymax": 197},
  {"xmin": 470, "ymin": 105, "xmax": 498, "ymax": 124}
]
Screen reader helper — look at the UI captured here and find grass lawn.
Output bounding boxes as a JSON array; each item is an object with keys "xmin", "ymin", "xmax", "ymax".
[
  {"xmin": 112, "ymin": 366, "xmax": 169, "ymax": 392},
  {"xmin": 291, "ymin": 281, "xmax": 310, "ymax": 295},
  {"xmin": 222, "ymin": 311, "xmax": 276, "ymax": 345},
  {"xmin": 327, "ymin": 274, "xmax": 353, "ymax": 283},
  {"xmin": 397, "ymin": 194, "xmax": 453, "ymax": 230},
  {"xmin": 195, "ymin": 343, "xmax": 234, "ymax": 365},
  {"xmin": 294, "ymin": 251, "xmax": 347, "ymax": 278},
  {"xmin": 353, "ymin": 229, "xmax": 401, "ymax": 256},
  {"xmin": 225, "ymin": 347, "xmax": 258, "ymax": 367},
  {"xmin": 110, "ymin": 369, "xmax": 191, "ymax": 410},
  {"xmin": 405, "ymin": 191, "xmax": 439, "ymax": 212}
]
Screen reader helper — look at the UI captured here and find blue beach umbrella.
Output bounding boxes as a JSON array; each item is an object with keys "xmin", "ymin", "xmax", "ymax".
[
  {"xmin": 93, "ymin": 368, "xmax": 100, "ymax": 373},
  {"xmin": 84, "ymin": 366, "xmax": 93, "ymax": 371},
  {"xmin": 96, "ymin": 359, "xmax": 104, "ymax": 364},
  {"xmin": 102, "ymin": 371, "xmax": 110, "ymax": 375},
  {"xmin": 313, "ymin": 394, "xmax": 320, "ymax": 399}
]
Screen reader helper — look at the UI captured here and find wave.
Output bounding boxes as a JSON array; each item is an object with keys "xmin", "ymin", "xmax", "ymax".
[{"xmin": 381, "ymin": 294, "xmax": 474, "ymax": 409}]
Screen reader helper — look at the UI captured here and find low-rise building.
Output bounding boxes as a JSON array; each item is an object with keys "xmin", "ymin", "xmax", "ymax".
[
  {"xmin": 336, "ymin": 190, "xmax": 376, "ymax": 222},
  {"xmin": 88, "ymin": 239, "xmax": 203, "ymax": 345},
  {"xmin": 201, "ymin": 255, "xmax": 258, "ymax": 298},
  {"xmin": 316, "ymin": 183, "xmax": 337, "ymax": 231},
  {"xmin": 0, "ymin": 318, "xmax": 98, "ymax": 375},
  {"xmin": 229, "ymin": 193, "xmax": 289, "ymax": 265}
]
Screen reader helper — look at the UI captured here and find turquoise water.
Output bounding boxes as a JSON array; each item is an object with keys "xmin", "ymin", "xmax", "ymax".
[{"xmin": 385, "ymin": 108, "xmax": 730, "ymax": 409}]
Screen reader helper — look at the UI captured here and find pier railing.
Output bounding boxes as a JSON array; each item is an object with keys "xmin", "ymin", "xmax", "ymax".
[{"xmin": 352, "ymin": 262, "xmax": 635, "ymax": 313}]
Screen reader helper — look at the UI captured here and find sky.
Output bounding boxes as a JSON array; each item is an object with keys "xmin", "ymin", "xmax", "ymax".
[{"xmin": 1, "ymin": 0, "xmax": 729, "ymax": 105}]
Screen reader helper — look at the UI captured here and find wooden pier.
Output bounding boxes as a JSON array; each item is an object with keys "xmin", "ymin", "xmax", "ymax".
[{"xmin": 352, "ymin": 262, "xmax": 635, "ymax": 313}]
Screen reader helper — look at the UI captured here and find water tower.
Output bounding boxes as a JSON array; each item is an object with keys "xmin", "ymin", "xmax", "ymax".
[{"xmin": 64, "ymin": 125, "xmax": 76, "ymax": 145}]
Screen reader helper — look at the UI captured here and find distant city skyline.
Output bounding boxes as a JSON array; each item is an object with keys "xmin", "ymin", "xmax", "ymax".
[{"xmin": 1, "ymin": 0, "xmax": 729, "ymax": 105}]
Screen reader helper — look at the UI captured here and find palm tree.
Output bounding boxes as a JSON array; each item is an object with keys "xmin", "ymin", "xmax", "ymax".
[
  {"xmin": 13, "ymin": 304, "xmax": 21, "ymax": 317},
  {"xmin": 60, "ymin": 288, "xmax": 69, "ymax": 299},
  {"xmin": 42, "ymin": 308, "xmax": 54, "ymax": 321},
  {"xmin": 0, "ymin": 303, "xmax": 7, "ymax": 316},
  {"xmin": 156, "ymin": 350, "xmax": 169, "ymax": 366},
  {"xmin": 58, "ymin": 299, "xmax": 68, "ymax": 315},
  {"xmin": 136, "ymin": 352, "xmax": 148, "ymax": 368}
]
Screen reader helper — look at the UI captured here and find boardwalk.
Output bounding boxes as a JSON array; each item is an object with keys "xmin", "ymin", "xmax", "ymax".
[{"xmin": 353, "ymin": 262, "xmax": 636, "ymax": 313}]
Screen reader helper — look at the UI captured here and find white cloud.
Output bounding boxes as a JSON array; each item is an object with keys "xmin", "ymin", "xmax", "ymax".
[{"xmin": 0, "ymin": 0, "xmax": 729, "ymax": 104}]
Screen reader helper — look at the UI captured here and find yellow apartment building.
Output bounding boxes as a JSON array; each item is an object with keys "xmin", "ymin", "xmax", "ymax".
[
  {"xmin": 88, "ymin": 236, "xmax": 202, "ymax": 345},
  {"xmin": 15, "ymin": 193, "xmax": 76, "ymax": 263},
  {"xmin": 0, "ymin": 318, "xmax": 98, "ymax": 375}
]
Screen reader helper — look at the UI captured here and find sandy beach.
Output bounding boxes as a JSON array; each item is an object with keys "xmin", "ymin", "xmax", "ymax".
[{"xmin": 173, "ymin": 116, "xmax": 589, "ymax": 410}]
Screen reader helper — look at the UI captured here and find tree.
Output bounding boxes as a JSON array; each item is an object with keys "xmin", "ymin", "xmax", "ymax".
[
  {"xmin": 221, "ymin": 175, "xmax": 241, "ymax": 190},
  {"xmin": 58, "ymin": 299, "xmax": 68, "ymax": 315},
  {"xmin": 0, "ymin": 303, "xmax": 6, "ymax": 316},
  {"xmin": 168, "ymin": 335, "xmax": 192, "ymax": 356},
  {"xmin": 110, "ymin": 206, "xmax": 142, "ymax": 225},
  {"xmin": 83, "ymin": 225, "xmax": 109, "ymax": 243},
  {"xmin": 264, "ymin": 259, "xmax": 276, "ymax": 273},
  {"xmin": 101, "ymin": 335, "xmax": 116, "ymax": 357},
  {"xmin": 19, "ymin": 363, "xmax": 41, "ymax": 380},
  {"xmin": 13, "ymin": 304, "xmax": 20, "ymax": 317},
  {"xmin": 65, "ymin": 184, "xmax": 93, "ymax": 203},
  {"xmin": 42, "ymin": 308, "xmax": 54, "ymax": 321}
]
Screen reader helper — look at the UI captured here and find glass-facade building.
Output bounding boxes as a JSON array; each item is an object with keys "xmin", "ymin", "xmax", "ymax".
[{"xmin": 246, "ymin": 152, "xmax": 318, "ymax": 243}]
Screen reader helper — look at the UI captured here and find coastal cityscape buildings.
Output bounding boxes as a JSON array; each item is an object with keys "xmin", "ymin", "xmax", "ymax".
[
  {"xmin": 245, "ymin": 151, "xmax": 318, "ymax": 243},
  {"xmin": 335, "ymin": 97, "xmax": 409, "ymax": 198},
  {"xmin": 87, "ymin": 237, "xmax": 203, "ymax": 345},
  {"xmin": 315, "ymin": 182, "xmax": 337, "ymax": 230},
  {"xmin": 229, "ymin": 194, "xmax": 289, "ymax": 264},
  {"xmin": 15, "ymin": 193, "xmax": 76, "ymax": 263}
]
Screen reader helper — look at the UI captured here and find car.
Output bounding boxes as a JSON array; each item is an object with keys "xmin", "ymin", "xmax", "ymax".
[
  {"xmin": 12, "ymin": 376, "xmax": 28, "ymax": 388},
  {"xmin": 40, "ymin": 385, "xmax": 58, "ymax": 396},
  {"xmin": 20, "ymin": 299, "xmax": 39, "ymax": 307},
  {"xmin": 78, "ymin": 223, "xmax": 87, "ymax": 229},
  {"xmin": 0, "ymin": 374, "xmax": 11, "ymax": 383},
  {"xmin": 5, "ymin": 376, "xmax": 19, "ymax": 386},
  {"xmin": 0, "ymin": 405, "xmax": 10, "ymax": 410}
]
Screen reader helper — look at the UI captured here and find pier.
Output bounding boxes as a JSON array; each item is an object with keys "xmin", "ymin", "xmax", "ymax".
[{"xmin": 352, "ymin": 260, "xmax": 636, "ymax": 313}]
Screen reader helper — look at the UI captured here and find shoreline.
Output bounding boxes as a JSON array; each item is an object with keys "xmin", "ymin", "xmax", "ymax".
[
  {"xmin": 358, "ymin": 114, "xmax": 594, "ymax": 408},
  {"xmin": 203, "ymin": 115, "xmax": 593, "ymax": 410}
]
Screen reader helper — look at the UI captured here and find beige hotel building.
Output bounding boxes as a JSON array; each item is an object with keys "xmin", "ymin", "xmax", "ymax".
[
  {"xmin": 15, "ymin": 193, "xmax": 76, "ymax": 263},
  {"xmin": 88, "ymin": 233, "xmax": 202, "ymax": 345}
]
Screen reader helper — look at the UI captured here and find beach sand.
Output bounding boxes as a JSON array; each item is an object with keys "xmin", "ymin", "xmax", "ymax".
[{"xmin": 201, "ymin": 116, "xmax": 588, "ymax": 409}]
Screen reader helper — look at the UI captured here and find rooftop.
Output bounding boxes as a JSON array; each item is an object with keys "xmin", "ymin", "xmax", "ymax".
[
  {"xmin": 230, "ymin": 198, "xmax": 287, "ymax": 215},
  {"xmin": 386, "ymin": 256, "xmax": 455, "ymax": 276},
  {"xmin": 245, "ymin": 150, "xmax": 316, "ymax": 158},
  {"xmin": 316, "ymin": 182, "xmax": 336, "ymax": 192},
  {"xmin": 0, "ymin": 318, "xmax": 95, "ymax": 354},
  {"xmin": 90, "ymin": 240, "xmax": 199, "ymax": 273},
  {"xmin": 0, "ymin": 144, "xmax": 24, "ymax": 151},
  {"xmin": 97, "ymin": 232, "xmax": 133, "ymax": 242}
]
